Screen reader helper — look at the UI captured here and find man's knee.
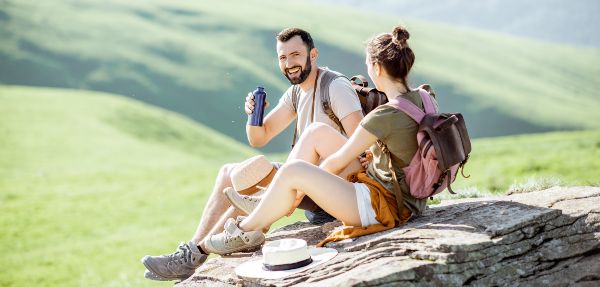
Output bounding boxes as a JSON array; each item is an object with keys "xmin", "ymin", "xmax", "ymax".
[
  {"xmin": 305, "ymin": 122, "xmax": 331, "ymax": 137},
  {"xmin": 207, "ymin": 163, "xmax": 237, "ymax": 199},
  {"xmin": 218, "ymin": 163, "xmax": 238, "ymax": 178}
]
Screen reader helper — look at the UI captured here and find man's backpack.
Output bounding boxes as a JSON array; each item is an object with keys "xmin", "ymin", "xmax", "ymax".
[
  {"xmin": 378, "ymin": 89, "xmax": 471, "ymax": 215},
  {"xmin": 349, "ymin": 75, "xmax": 388, "ymax": 115},
  {"xmin": 290, "ymin": 69, "xmax": 388, "ymax": 147}
]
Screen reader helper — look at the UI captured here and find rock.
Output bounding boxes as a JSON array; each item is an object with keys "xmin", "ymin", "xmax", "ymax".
[{"xmin": 177, "ymin": 187, "xmax": 600, "ymax": 286}]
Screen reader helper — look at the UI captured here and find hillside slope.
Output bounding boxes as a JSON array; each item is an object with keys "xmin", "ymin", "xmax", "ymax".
[
  {"xmin": 0, "ymin": 85, "xmax": 598, "ymax": 287},
  {"xmin": 0, "ymin": 85, "xmax": 255, "ymax": 287},
  {"xmin": 1, "ymin": 0, "xmax": 599, "ymax": 152}
]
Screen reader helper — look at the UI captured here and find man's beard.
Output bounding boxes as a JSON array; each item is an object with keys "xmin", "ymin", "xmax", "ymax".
[{"xmin": 284, "ymin": 56, "xmax": 312, "ymax": 85}]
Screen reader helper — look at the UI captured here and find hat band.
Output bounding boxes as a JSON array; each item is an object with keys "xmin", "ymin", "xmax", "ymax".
[
  {"xmin": 262, "ymin": 257, "xmax": 313, "ymax": 271},
  {"xmin": 238, "ymin": 166, "xmax": 277, "ymax": 195}
]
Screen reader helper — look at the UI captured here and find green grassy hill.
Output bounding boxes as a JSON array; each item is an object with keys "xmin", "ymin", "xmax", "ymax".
[
  {"xmin": 0, "ymin": 85, "xmax": 259, "ymax": 287},
  {"xmin": 450, "ymin": 129, "xmax": 600, "ymax": 194},
  {"xmin": 1, "ymin": 85, "xmax": 598, "ymax": 286},
  {"xmin": 1, "ymin": 0, "xmax": 599, "ymax": 152}
]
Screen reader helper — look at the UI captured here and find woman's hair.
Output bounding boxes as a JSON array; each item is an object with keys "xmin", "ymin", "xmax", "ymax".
[{"xmin": 367, "ymin": 26, "xmax": 415, "ymax": 90}]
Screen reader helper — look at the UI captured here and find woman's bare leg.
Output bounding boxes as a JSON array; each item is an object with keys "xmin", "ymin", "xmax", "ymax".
[
  {"xmin": 288, "ymin": 123, "xmax": 362, "ymax": 178},
  {"xmin": 238, "ymin": 160, "xmax": 362, "ymax": 231}
]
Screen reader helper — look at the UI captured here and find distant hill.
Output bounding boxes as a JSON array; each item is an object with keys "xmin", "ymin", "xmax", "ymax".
[
  {"xmin": 321, "ymin": 0, "xmax": 600, "ymax": 47},
  {"xmin": 1, "ymin": 0, "xmax": 599, "ymax": 152},
  {"xmin": 0, "ymin": 85, "xmax": 256, "ymax": 172}
]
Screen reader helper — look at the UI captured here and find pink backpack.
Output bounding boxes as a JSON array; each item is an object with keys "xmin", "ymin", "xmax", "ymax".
[{"xmin": 378, "ymin": 89, "xmax": 471, "ymax": 213}]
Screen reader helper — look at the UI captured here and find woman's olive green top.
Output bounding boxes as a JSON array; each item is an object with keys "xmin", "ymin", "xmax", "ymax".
[{"xmin": 361, "ymin": 90, "xmax": 438, "ymax": 216}]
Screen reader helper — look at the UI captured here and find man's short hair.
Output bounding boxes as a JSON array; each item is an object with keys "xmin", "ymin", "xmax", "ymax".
[{"xmin": 276, "ymin": 28, "xmax": 315, "ymax": 51}]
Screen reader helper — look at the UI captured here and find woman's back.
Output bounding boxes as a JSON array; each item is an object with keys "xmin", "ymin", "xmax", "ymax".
[{"xmin": 361, "ymin": 90, "xmax": 438, "ymax": 216}]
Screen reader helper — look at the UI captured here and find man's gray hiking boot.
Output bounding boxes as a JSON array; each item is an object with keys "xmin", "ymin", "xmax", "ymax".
[
  {"xmin": 141, "ymin": 241, "xmax": 207, "ymax": 280},
  {"xmin": 203, "ymin": 216, "xmax": 265, "ymax": 255},
  {"xmin": 144, "ymin": 270, "xmax": 171, "ymax": 281},
  {"xmin": 223, "ymin": 187, "xmax": 263, "ymax": 215}
]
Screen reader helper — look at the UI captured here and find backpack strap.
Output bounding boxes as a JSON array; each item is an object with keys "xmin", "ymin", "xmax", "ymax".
[
  {"xmin": 291, "ymin": 68, "xmax": 321, "ymax": 149},
  {"xmin": 386, "ymin": 89, "xmax": 437, "ymax": 123},
  {"xmin": 291, "ymin": 85, "xmax": 300, "ymax": 113},
  {"xmin": 378, "ymin": 89, "xmax": 435, "ymax": 217},
  {"xmin": 319, "ymin": 69, "xmax": 347, "ymax": 136},
  {"xmin": 417, "ymin": 89, "xmax": 437, "ymax": 114},
  {"xmin": 350, "ymin": 75, "xmax": 370, "ymax": 88},
  {"xmin": 291, "ymin": 85, "xmax": 300, "ymax": 148},
  {"xmin": 291, "ymin": 69, "xmax": 349, "ymax": 148},
  {"xmin": 376, "ymin": 140, "xmax": 405, "ymax": 219},
  {"xmin": 387, "ymin": 97, "xmax": 426, "ymax": 123}
]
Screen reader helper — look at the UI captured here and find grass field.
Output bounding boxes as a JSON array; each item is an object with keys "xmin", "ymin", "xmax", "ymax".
[
  {"xmin": 435, "ymin": 129, "xmax": 600, "ymax": 204},
  {"xmin": 0, "ymin": 85, "xmax": 261, "ymax": 287},
  {"xmin": 1, "ymin": 0, "xmax": 599, "ymax": 151},
  {"xmin": 1, "ymin": 85, "xmax": 599, "ymax": 286}
]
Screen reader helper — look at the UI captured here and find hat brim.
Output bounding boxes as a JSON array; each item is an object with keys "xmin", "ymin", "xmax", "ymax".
[{"xmin": 234, "ymin": 247, "xmax": 338, "ymax": 280}]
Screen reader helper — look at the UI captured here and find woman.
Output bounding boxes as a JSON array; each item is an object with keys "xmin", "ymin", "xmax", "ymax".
[{"xmin": 201, "ymin": 25, "xmax": 435, "ymax": 254}]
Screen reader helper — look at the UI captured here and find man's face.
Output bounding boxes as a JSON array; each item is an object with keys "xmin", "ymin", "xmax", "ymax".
[{"xmin": 277, "ymin": 35, "xmax": 312, "ymax": 85}]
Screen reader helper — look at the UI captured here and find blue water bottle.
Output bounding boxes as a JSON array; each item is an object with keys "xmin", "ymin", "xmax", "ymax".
[{"xmin": 249, "ymin": 86, "xmax": 267, "ymax": 126}]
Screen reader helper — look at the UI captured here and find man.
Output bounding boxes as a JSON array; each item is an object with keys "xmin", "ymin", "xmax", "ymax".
[{"xmin": 142, "ymin": 28, "xmax": 363, "ymax": 281}]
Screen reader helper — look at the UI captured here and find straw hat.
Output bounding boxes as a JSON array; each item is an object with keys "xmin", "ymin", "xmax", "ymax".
[
  {"xmin": 234, "ymin": 239, "xmax": 337, "ymax": 280},
  {"xmin": 231, "ymin": 155, "xmax": 277, "ymax": 195}
]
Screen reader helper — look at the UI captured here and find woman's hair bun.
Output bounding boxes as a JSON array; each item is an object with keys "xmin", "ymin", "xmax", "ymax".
[{"xmin": 392, "ymin": 26, "xmax": 410, "ymax": 46}]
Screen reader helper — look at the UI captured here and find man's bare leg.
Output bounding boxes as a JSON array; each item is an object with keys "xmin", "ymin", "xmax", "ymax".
[
  {"xmin": 197, "ymin": 123, "xmax": 360, "ymax": 243},
  {"xmin": 288, "ymin": 122, "xmax": 362, "ymax": 178},
  {"xmin": 223, "ymin": 123, "xmax": 362, "ymax": 221},
  {"xmin": 191, "ymin": 163, "xmax": 239, "ymax": 244},
  {"xmin": 142, "ymin": 163, "xmax": 251, "ymax": 281},
  {"xmin": 205, "ymin": 206, "xmax": 244, "ymax": 236}
]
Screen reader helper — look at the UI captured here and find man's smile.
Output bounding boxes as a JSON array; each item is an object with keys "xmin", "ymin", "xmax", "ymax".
[{"xmin": 287, "ymin": 66, "xmax": 301, "ymax": 77}]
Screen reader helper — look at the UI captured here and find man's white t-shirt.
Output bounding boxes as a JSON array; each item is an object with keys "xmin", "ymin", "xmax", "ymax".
[{"xmin": 276, "ymin": 68, "xmax": 362, "ymax": 138}]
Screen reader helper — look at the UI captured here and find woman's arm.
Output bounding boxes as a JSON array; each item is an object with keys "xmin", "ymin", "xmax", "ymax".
[{"xmin": 319, "ymin": 125, "xmax": 378, "ymax": 174}]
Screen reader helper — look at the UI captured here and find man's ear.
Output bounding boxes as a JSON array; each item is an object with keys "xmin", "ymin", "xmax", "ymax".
[{"xmin": 310, "ymin": 48, "xmax": 318, "ymax": 61}]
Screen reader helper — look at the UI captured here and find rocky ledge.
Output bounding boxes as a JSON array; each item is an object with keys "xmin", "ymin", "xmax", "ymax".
[{"xmin": 178, "ymin": 187, "xmax": 600, "ymax": 286}]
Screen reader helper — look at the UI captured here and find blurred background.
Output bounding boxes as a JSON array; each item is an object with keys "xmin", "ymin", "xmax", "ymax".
[{"xmin": 1, "ymin": 0, "xmax": 598, "ymax": 286}]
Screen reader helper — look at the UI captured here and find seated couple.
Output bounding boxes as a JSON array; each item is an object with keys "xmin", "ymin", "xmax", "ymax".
[{"xmin": 142, "ymin": 25, "xmax": 436, "ymax": 281}]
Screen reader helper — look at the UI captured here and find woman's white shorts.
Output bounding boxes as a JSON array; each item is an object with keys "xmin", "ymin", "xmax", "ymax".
[{"xmin": 354, "ymin": 183, "xmax": 380, "ymax": 227}]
